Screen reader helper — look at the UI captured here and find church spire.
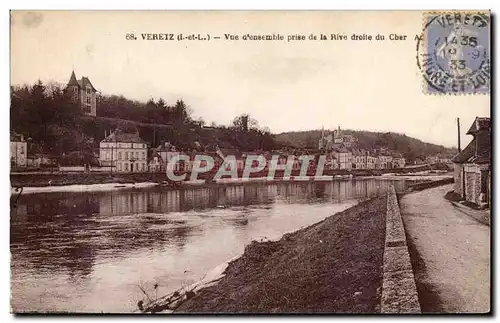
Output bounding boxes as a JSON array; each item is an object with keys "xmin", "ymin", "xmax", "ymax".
[{"xmin": 67, "ymin": 70, "xmax": 79, "ymax": 87}]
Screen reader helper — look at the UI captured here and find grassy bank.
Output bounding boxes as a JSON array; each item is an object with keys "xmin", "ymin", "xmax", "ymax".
[{"xmin": 173, "ymin": 196, "xmax": 387, "ymax": 313}]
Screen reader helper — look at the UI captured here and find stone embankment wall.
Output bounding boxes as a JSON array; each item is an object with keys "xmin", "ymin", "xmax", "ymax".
[{"xmin": 381, "ymin": 186, "xmax": 421, "ymax": 313}]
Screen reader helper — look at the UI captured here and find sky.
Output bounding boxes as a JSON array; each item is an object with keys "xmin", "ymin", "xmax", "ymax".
[{"xmin": 10, "ymin": 10, "xmax": 490, "ymax": 148}]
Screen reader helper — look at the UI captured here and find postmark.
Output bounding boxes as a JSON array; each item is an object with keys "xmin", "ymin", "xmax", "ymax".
[{"xmin": 417, "ymin": 12, "xmax": 490, "ymax": 95}]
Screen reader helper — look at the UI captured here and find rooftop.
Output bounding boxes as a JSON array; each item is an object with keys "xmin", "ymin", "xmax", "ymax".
[
  {"xmin": 101, "ymin": 129, "xmax": 147, "ymax": 144},
  {"xmin": 467, "ymin": 117, "xmax": 491, "ymax": 135}
]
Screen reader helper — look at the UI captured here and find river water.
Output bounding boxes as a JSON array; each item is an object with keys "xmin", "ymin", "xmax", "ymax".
[{"xmin": 11, "ymin": 178, "xmax": 415, "ymax": 313}]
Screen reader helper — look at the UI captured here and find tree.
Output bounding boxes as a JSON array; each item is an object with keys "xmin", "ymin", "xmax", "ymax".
[{"xmin": 232, "ymin": 114, "xmax": 258, "ymax": 132}]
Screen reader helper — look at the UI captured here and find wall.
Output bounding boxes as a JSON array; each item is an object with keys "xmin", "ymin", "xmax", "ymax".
[
  {"xmin": 464, "ymin": 169, "xmax": 481, "ymax": 205},
  {"xmin": 381, "ymin": 186, "xmax": 421, "ymax": 313},
  {"xmin": 453, "ymin": 163, "xmax": 463, "ymax": 196},
  {"xmin": 60, "ymin": 166, "xmax": 86, "ymax": 172},
  {"xmin": 463, "ymin": 163, "xmax": 489, "ymax": 206}
]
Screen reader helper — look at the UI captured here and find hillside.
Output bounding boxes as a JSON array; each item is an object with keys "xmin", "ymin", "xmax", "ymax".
[
  {"xmin": 10, "ymin": 81, "xmax": 279, "ymax": 157},
  {"xmin": 275, "ymin": 129, "xmax": 457, "ymax": 162}
]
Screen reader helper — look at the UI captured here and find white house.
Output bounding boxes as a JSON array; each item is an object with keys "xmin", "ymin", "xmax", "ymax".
[
  {"xmin": 100, "ymin": 129, "xmax": 148, "ymax": 172},
  {"xmin": 10, "ymin": 132, "xmax": 27, "ymax": 168}
]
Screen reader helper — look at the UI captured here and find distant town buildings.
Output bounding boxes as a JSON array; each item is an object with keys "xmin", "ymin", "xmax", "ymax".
[
  {"xmin": 319, "ymin": 126, "xmax": 358, "ymax": 150},
  {"xmin": 66, "ymin": 70, "xmax": 97, "ymax": 116},
  {"xmin": 426, "ymin": 155, "xmax": 452, "ymax": 165},
  {"xmin": 318, "ymin": 126, "xmax": 406, "ymax": 170},
  {"xmin": 100, "ymin": 129, "xmax": 148, "ymax": 172},
  {"xmin": 10, "ymin": 131, "xmax": 27, "ymax": 168},
  {"xmin": 452, "ymin": 117, "xmax": 491, "ymax": 208},
  {"xmin": 392, "ymin": 154, "xmax": 406, "ymax": 168}
]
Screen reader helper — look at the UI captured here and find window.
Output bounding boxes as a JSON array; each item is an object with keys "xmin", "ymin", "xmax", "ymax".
[
  {"xmin": 125, "ymin": 163, "xmax": 129, "ymax": 171},
  {"xmin": 118, "ymin": 152, "xmax": 122, "ymax": 160},
  {"xmin": 106, "ymin": 152, "xmax": 110, "ymax": 160},
  {"xmin": 83, "ymin": 105, "xmax": 91, "ymax": 113},
  {"xmin": 117, "ymin": 163, "xmax": 121, "ymax": 171},
  {"xmin": 20, "ymin": 146, "xmax": 24, "ymax": 155},
  {"xmin": 86, "ymin": 97, "xmax": 91, "ymax": 104},
  {"xmin": 135, "ymin": 152, "xmax": 139, "ymax": 159},
  {"xmin": 142, "ymin": 163, "xmax": 145, "ymax": 171},
  {"xmin": 141, "ymin": 152, "xmax": 145, "ymax": 160},
  {"xmin": 136, "ymin": 163, "xmax": 139, "ymax": 171},
  {"xmin": 86, "ymin": 88, "xmax": 92, "ymax": 94},
  {"xmin": 125, "ymin": 152, "xmax": 129, "ymax": 160}
]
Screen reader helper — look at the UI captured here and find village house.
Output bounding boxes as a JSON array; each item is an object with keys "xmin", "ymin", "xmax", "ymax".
[
  {"xmin": 149, "ymin": 142, "xmax": 182, "ymax": 172},
  {"xmin": 452, "ymin": 117, "xmax": 491, "ymax": 208},
  {"xmin": 366, "ymin": 154, "xmax": 378, "ymax": 169},
  {"xmin": 377, "ymin": 153, "xmax": 393, "ymax": 169},
  {"xmin": 10, "ymin": 132, "xmax": 27, "ymax": 168},
  {"xmin": 66, "ymin": 70, "xmax": 97, "ymax": 116},
  {"xmin": 332, "ymin": 146, "xmax": 352, "ymax": 170},
  {"xmin": 324, "ymin": 152, "xmax": 337, "ymax": 170},
  {"xmin": 148, "ymin": 151, "xmax": 162, "ymax": 173},
  {"xmin": 392, "ymin": 154, "xmax": 406, "ymax": 168},
  {"xmin": 100, "ymin": 129, "xmax": 148, "ymax": 172},
  {"xmin": 352, "ymin": 149, "xmax": 367, "ymax": 169}
]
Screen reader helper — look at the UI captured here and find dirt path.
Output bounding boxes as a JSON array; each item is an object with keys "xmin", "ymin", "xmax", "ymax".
[{"xmin": 400, "ymin": 184, "xmax": 490, "ymax": 313}]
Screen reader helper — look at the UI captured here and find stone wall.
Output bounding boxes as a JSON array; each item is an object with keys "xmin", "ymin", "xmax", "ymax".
[
  {"xmin": 453, "ymin": 163, "xmax": 463, "ymax": 196},
  {"xmin": 380, "ymin": 186, "xmax": 421, "ymax": 313}
]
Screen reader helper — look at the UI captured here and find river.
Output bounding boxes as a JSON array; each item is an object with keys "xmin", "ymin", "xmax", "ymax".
[{"xmin": 10, "ymin": 178, "xmax": 416, "ymax": 313}]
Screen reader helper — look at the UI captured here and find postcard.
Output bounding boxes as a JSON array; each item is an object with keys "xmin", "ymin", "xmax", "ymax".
[{"xmin": 10, "ymin": 10, "xmax": 490, "ymax": 314}]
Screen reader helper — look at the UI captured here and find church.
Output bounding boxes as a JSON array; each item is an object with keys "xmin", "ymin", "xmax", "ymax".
[{"xmin": 66, "ymin": 70, "xmax": 97, "ymax": 116}]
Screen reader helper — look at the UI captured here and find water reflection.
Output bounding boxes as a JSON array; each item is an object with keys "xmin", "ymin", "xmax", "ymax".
[{"xmin": 11, "ymin": 179, "xmax": 413, "ymax": 313}]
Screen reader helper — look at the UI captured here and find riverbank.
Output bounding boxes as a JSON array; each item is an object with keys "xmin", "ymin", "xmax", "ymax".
[
  {"xmin": 10, "ymin": 170, "xmax": 453, "ymax": 196},
  {"xmin": 167, "ymin": 195, "xmax": 387, "ymax": 313},
  {"xmin": 10, "ymin": 164, "xmax": 450, "ymax": 188}
]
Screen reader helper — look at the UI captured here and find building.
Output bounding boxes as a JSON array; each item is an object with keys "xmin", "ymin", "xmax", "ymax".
[
  {"xmin": 319, "ymin": 126, "xmax": 358, "ymax": 151},
  {"xmin": 452, "ymin": 117, "xmax": 490, "ymax": 207},
  {"xmin": 149, "ymin": 142, "xmax": 181, "ymax": 172},
  {"xmin": 10, "ymin": 132, "xmax": 27, "ymax": 168},
  {"xmin": 100, "ymin": 129, "xmax": 148, "ymax": 172},
  {"xmin": 66, "ymin": 70, "xmax": 97, "ymax": 116},
  {"xmin": 366, "ymin": 154, "xmax": 378, "ymax": 169},
  {"xmin": 377, "ymin": 153, "xmax": 393, "ymax": 169},
  {"xmin": 352, "ymin": 149, "xmax": 368, "ymax": 169},
  {"xmin": 392, "ymin": 154, "xmax": 406, "ymax": 168},
  {"xmin": 332, "ymin": 146, "xmax": 352, "ymax": 170}
]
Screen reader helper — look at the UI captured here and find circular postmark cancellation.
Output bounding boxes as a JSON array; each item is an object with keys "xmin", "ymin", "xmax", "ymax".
[{"xmin": 417, "ymin": 12, "xmax": 490, "ymax": 94}]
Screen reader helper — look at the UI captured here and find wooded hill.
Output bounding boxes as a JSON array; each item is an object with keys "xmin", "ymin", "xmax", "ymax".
[
  {"xmin": 275, "ymin": 129, "xmax": 457, "ymax": 162},
  {"xmin": 10, "ymin": 81, "xmax": 279, "ymax": 159}
]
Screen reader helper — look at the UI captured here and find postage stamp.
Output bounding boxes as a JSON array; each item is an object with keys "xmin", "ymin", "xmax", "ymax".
[{"xmin": 417, "ymin": 12, "xmax": 490, "ymax": 95}]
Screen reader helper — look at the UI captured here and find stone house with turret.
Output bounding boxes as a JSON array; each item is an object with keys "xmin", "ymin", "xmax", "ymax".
[{"xmin": 66, "ymin": 70, "xmax": 97, "ymax": 116}]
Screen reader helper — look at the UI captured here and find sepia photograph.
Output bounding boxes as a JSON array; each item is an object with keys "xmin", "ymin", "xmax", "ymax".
[{"xmin": 9, "ymin": 9, "xmax": 491, "ymax": 314}]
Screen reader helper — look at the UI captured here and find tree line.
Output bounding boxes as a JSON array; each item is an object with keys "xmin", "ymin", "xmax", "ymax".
[{"xmin": 10, "ymin": 81, "xmax": 280, "ymax": 162}]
